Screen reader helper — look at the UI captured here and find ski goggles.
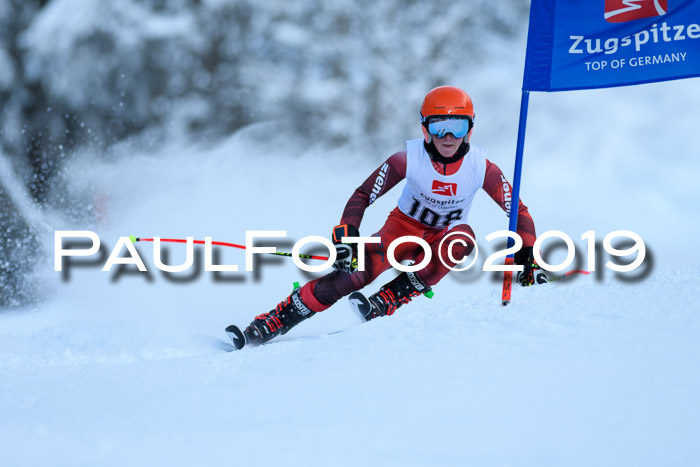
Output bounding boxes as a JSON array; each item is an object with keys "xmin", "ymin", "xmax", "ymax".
[{"xmin": 423, "ymin": 116, "xmax": 473, "ymax": 138}]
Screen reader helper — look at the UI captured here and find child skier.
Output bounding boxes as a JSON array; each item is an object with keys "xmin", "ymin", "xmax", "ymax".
[{"xmin": 236, "ymin": 86, "xmax": 546, "ymax": 347}]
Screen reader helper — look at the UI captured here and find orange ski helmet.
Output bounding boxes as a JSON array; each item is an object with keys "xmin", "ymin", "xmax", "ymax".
[{"xmin": 420, "ymin": 86, "xmax": 475, "ymax": 143}]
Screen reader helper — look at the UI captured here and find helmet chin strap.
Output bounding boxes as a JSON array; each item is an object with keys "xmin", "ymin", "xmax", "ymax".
[{"xmin": 424, "ymin": 140, "xmax": 470, "ymax": 166}]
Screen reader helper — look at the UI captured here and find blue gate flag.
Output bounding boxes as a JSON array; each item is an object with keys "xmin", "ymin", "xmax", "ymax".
[{"xmin": 524, "ymin": 0, "xmax": 700, "ymax": 91}]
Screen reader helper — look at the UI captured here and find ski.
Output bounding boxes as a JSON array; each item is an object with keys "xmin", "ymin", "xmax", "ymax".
[
  {"xmin": 348, "ymin": 291, "xmax": 373, "ymax": 322},
  {"xmin": 225, "ymin": 324, "xmax": 247, "ymax": 350},
  {"xmin": 548, "ymin": 269, "xmax": 591, "ymax": 282}
]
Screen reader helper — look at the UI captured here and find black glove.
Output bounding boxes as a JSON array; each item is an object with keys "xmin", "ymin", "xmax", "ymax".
[
  {"xmin": 514, "ymin": 246, "xmax": 548, "ymax": 286},
  {"xmin": 332, "ymin": 224, "xmax": 360, "ymax": 274}
]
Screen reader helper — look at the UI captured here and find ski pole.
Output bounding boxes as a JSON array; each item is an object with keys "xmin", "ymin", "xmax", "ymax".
[
  {"xmin": 548, "ymin": 269, "xmax": 590, "ymax": 282},
  {"xmin": 129, "ymin": 236, "xmax": 330, "ymax": 261}
]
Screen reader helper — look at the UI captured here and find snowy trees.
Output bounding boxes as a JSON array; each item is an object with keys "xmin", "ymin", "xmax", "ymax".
[{"xmin": 4, "ymin": 0, "xmax": 529, "ymax": 158}]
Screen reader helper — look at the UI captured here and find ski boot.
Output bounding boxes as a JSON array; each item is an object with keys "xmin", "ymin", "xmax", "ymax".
[
  {"xmin": 244, "ymin": 288, "xmax": 315, "ymax": 346},
  {"xmin": 349, "ymin": 271, "xmax": 432, "ymax": 322},
  {"xmin": 514, "ymin": 247, "xmax": 548, "ymax": 286}
]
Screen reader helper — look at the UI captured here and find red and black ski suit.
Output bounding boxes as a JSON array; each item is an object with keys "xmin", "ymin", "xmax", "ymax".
[{"xmin": 298, "ymin": 149, "xmax": 536, "ymax": 312}]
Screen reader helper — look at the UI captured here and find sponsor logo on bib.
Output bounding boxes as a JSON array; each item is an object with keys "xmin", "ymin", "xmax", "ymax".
[{"xmin": 431, "ymin": 180, "xmax": 457, "ymax": 196}]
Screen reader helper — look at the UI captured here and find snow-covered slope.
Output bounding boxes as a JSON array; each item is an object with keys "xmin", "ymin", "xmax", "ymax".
[{"xmin": 2, "ymin": 265, "xmax": 699, "ymax": 466}]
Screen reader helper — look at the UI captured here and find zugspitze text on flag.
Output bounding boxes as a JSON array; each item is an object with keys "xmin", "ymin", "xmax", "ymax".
[{"xmin": 523, "ymin": 0, "xmax": 700, "ymax": 91}]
